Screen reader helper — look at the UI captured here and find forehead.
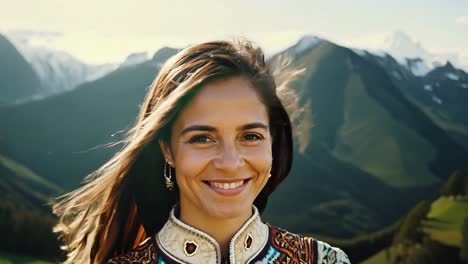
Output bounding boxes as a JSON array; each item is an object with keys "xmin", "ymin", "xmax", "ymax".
[{"xmin": 173, "ymin": 76, "xmax": 269, "ymax": 130}]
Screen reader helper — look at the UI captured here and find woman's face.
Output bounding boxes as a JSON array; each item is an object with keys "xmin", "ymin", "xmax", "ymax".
[{"xmin": 160, "ymin": 76, "xmax": 272, "ymax": 221}]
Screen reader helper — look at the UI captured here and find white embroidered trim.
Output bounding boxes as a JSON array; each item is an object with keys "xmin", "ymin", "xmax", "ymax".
[
  {"xmin": 229, "ymin": 207, "xmax": 259, "ymax": 264},
  {"xmin": 157, "ymin": 205, "xmax": 268, "ymax": 264}
]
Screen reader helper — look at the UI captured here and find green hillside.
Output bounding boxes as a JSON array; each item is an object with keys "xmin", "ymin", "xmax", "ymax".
[
  {"xmin": 0, "ymin": 154, "xmax": 60, "ymax": 259},
  {"xmin": 0, "ymin": 154, "xmax": 62, "ymax": 193},
  {"xmin": 423, "ymin": 196, "xmax": 468, "ymax": 247},
  {"xmin": 361, "ymin": 195, "xmax": 468, "ymax": 263},
  {"xmin": 289, "ymin": 41, "xmax": 466, "ymax": 188},
  {"xmin": 410, "ymin": 99, "xmax": 468, "ymax": 149},
  {"xmin": 335, "ymin": 72, "xmax": 437, "ymax": 187},
  {"xmin": 0, "ymin": 154, "xmax": 62, "ymax": 208},
  {"xmin": 363, "ymin": 53, "xmax": 468, "ymax": 153},
  {"xmin": 265, "ymin": 40, "xmax": 465, "ymax": 237},
  {"xmin": 0, "ymin": 58, "xmax": 167, "ymax": 189},
  {"xmin": 265, "ymin": 146, "xmax": 440, "ymax": 237}
]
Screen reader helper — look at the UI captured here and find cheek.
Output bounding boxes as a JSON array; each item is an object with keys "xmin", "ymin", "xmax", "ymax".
[
  {"xmin": 244, "ymin": 145, "xmax": 273, "ymax": 174},
  {"xmin": 173, "ymin": 147, "xmax": 212, "ymax": 181}
]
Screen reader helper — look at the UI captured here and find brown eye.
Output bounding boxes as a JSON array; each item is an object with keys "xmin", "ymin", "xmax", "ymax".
[
  {"xmin": 242, "ymin": 133, "xmax": 263, "ymax": 142},
  {"xmin": 188, "ymin": 135, "xmax": 215, "ymax": 144}
]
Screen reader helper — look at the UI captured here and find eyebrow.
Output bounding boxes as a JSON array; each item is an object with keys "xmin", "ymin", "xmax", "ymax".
[{"xmin": 179, "ymin": 122, "xmax": 269, "ymax": 136}]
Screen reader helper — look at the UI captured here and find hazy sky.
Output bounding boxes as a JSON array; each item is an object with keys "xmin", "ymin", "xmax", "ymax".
[{"xmin": 1, "ymin": 0, "xmax": 467, "ymax": 64}]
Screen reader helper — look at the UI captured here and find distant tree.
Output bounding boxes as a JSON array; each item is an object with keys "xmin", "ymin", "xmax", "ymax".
[
  {"xmin": 393, "ymin": 200, "xmax": 431, "ymax": 245},
  {"xmin": 461, "ymin": 218, "xmax": 468, "ymax": 263},
  {"xmin": 441, "ymin": 170, "xmax": 467, "ymax": 197}
]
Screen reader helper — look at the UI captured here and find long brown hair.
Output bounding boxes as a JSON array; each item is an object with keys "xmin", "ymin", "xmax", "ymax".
[{"xmin": 53, "ymin": 39, "xmax": 302, "ymax": 264}]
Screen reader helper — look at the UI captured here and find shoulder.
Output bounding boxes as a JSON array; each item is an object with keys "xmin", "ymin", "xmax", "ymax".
[
  {"xmin": 106, "ymin": 237, "xmax": 158, "ymax": 264},
  {"xmin": 267, "ymin": 224, "xmax": 351, "ymax": 264},
  {"xmin": 314, "ymin": 239, "xmax": 351, "ymax": 264}
]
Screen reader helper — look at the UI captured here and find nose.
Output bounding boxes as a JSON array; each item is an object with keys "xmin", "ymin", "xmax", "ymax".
[{"xmin": 213, "ymin": 142, "xmax": 244, "ymax": 171}]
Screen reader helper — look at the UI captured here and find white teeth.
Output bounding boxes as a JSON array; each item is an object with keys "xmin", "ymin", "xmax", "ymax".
[{"xmin": 210, "ymin": 180, "xmax": 244, "ymax": 190}]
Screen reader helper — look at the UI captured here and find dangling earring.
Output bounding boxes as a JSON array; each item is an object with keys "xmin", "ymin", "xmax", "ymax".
[{"xmin": 164, "ymin": 160, "xmax": 174, "ymax": 190}]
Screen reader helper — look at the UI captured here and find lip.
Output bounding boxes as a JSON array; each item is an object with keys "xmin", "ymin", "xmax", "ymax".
[
  {"xmin": 203, "ymin": 178, "xmax": 251, "ymax": 196},
  {"xmin": 204, "ymin": 178, "xmax": 250, "ymax": 183}
]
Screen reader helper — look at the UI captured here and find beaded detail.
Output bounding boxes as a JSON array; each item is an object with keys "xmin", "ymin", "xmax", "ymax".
[
  {"xmin": 244, "ymin": 233, "xmax": 253, "ymax": 250},
  {"xmin": 183, "ymin": 240, "xmax": 198, "ymax": 256}
]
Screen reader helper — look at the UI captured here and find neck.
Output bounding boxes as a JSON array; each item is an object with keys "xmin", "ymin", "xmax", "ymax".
[{"xmin": 178, "ymin": 205, "xmax": 252, "ymax": 256}]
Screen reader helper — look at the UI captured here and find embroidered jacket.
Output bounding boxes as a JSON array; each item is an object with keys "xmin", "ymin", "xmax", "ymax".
[{"xmin": 107, "ymin": 207, "xmax": 350, "ymax": 264}]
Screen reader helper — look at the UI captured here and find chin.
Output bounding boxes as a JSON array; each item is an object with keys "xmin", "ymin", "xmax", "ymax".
[{"xmin": 207, "ymin": 202, "xmax": 252, "ymax": 219}]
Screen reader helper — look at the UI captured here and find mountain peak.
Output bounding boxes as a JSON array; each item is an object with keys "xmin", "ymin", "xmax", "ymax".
[
  {"xmin": 293, "ymin": 35, "xmax": 321, "ymax": 54},
  {"xmin": 443, "ymin": 61, "xmax": 455, "ymax": 70},
  {"xmin": 120, "ymin": 52, "xmax": 149, "ymax": 68},
  {"xmin": 383, "ymin": 31, "xmax": 428, "ymax": 60},
  {"xmin": 361, "ymin": 31, "xmax": 468, "ymax": 75},
  {"xmin": 2, "ymin": 30, "xmax": 118, "ymax": 104},
  {"xmin": 152, "ymin": 47, "xmax": 179, "ymax": 63}
]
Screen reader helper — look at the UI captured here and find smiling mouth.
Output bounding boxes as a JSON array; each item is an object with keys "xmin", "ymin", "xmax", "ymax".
[{"xmin": 203, "ymin": 179, "xmax": 250, "ymax": 190}]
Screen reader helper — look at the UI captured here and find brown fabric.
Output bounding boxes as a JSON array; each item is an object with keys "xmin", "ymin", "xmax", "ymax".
[
  {"xmin": 269, "ymin": 225, "xmax": 316, "ymax": 264},
  {"xmin": 107, "ymin": 237, "xmax": 158, "ymax": 264}
]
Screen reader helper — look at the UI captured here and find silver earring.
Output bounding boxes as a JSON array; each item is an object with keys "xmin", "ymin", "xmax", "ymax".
[{"xmin": 164, "ymin": 160, "xmax": 174, "ymax": 190}]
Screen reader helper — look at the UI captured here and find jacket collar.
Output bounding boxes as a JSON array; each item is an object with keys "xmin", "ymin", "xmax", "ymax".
[{"xmin": 156, "ymin": 206, "xmax": 269, "ymax": 264}]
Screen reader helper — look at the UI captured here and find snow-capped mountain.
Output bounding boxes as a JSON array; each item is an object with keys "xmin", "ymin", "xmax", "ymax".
[
  {"xmin": 356, "ymin": 45, "xmax": 468, "ymax": 125},
  {"xmin": 293, "ymin": 35, "xmax": 321, "ymax": 55},
  {"xmin": 423, "ymin": 62, "xmax": 468, "ymax": 109},
  {"xmin": 4, "ymin": 31, "xmax": 119, "ymax": 104},
  {"xmin": 269, "ymin": 35, "xmax": 322, "ymax": 63},
  {"xmin": 353, "ymin": 31, "xmax": 468, "ymax": 76}
]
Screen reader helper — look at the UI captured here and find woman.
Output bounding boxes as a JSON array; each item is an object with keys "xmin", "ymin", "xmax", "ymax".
[{"xmin": 53, "ymin": 39, "xmax": 350, "ymax": 264}]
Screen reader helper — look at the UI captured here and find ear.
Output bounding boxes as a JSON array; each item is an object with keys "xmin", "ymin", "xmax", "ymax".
[{"xmin": 159, "ymin": 139, "xmax": 175, "ymax": 166}]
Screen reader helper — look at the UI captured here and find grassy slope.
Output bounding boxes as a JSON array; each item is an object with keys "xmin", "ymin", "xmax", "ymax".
[
  {"xmin": 334, "ymin": 73, "xmax": 438, "ymax": 187},
  {"xmin": 0, "ymin": 154, "xmax": 62, "ymax": 194},
  {"xmin": 0, "ymin": 154, "xmax": 61, "ymax": 259},
  {"xmin": 265, "ymin": 42, "xmax": 443, "ymax": 237},
  {"xmin": 362, "ymin": 195, "xmax": 468, "ymax": 263},
  {"xmin": 0, "ymin": 62, "xmax": 159, "ymax": 189},
  {"xmin": 0, "ymin": 153, "xmax": 62, "ymax": 208},
  {"xmin": 291, "ymin": 42, "xmax": 441, "ymax": 188},
  {"xmin": 422, "ymin": 196, "xmax": 468, "ymax": 247},
  {"xmin": 413, "ymin": 98, "xmax": 468, "ymax": 149}
]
